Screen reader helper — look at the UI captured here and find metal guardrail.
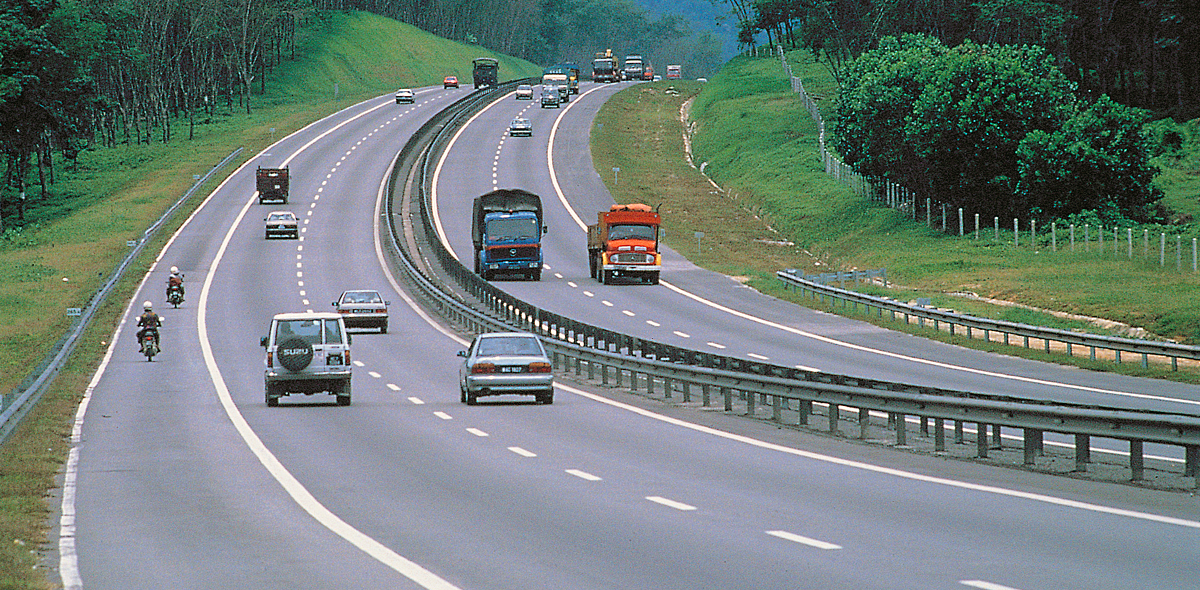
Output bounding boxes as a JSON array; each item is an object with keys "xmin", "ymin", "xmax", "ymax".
[
  {"xmin": 0, "ymin": 149, "xmax": 243, "ymax": 444},
  {"xmin": 380, "ymin": 81, "xmax": 1200, "ymax": 485},
  {"xmin": 777, "ymin": 269, "xmax": 1200, "ymax": 371}
]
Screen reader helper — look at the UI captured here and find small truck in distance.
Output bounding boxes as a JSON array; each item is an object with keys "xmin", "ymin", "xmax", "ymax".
[
  {"xmin": 472, "ymin": 189, "xmax": 546, "ymax": 281},
  {"xmin": 587, "ymin": 203, "xmax": 661, "ymax": 284},
  {"xmin": 256, "ymin": 167, "xmax": 289, "ymax": 204}
]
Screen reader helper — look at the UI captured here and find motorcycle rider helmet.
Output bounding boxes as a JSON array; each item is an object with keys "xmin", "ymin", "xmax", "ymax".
[
  {"xmin": 170, "ymin": 266, "xmax": 179, "ymax": 274},
  {"xmin": 143, "ymin": 301, "xmax": 153, "ymax": 311}
]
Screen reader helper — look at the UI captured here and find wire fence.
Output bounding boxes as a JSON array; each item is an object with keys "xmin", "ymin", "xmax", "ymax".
[{"xmin": 774, "ymin": 46, "xmax": 1199, "ymax": 273}]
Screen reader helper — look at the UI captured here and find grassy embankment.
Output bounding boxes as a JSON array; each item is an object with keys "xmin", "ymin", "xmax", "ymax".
[
  {"xmin": 0, "ymin": 11, "xmax": 541, "ymax": 588},
  {"xmin": 591, "ymin": 52, "xmax": 1200, "ymax": 382}
]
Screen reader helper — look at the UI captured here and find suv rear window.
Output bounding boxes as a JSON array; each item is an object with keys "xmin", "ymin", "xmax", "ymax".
[{"xmin": 276, "ymin": 319, "xmax": 345, "ymax": 345}]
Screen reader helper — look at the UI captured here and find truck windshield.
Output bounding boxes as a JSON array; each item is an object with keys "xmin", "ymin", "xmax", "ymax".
[
  {"xmin": 487, "ymin": 217, "xmax": 540, "ymax": 241},
  {"xmin": 608, "ymin": 224, "xmax": 656, "ymax": 241}
]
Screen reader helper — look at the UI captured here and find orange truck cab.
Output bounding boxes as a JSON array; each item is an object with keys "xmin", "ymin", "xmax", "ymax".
[{"xmin": 587, "ymin": 203, "xmax": 661, "ymax": 284}]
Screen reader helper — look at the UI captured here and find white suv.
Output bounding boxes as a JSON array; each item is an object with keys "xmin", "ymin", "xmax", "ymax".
[{"xmin": 261, "ymin": 312, "xmax": 352, "ymax": 406}]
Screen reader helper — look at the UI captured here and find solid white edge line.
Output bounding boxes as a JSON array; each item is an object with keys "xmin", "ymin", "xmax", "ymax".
[
  {"xmin": 765, "ymin": 530, "xmax": 842, "ymax": 550},
  {"xmin": 555, "ymin": 382, "xmax": 1200, "ymax": 530}
]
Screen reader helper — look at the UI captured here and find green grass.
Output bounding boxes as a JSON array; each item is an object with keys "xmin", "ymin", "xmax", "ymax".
[
  {"xmin": 591, "ymin": 52, "xmax": 1200, "ymax": 382},
  {"xmin": 0, "ymin": 10, "xmax": 542, "ymax": 588}
]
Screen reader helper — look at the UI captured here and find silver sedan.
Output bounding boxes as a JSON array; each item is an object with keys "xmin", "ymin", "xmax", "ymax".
[{"xmin": 458, "ymin": 332, "xmax": 554, "ymax": 405}]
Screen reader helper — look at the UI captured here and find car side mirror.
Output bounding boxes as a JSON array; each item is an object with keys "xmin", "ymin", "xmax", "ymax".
[
  {"xmin": 542, "ymin": 224, "xmax": 548, "ymax": 234},
  {"xmin": 331, "ymin": 301, "xmax": 337, "ymax": 306},
  {"xmin": 385, "ymin": 301, "xmax": 392, "ymax": 306},
  {"xmin": 457, "ymin": 350, "xmax": 468, "ymax": 358},
  {"xmin": 347, "ymin": 334, "xmax": 353, "ymax": 345},
  {"xmin": 260, "ymin": 336, "xmax": 269, "ymax": 347}
]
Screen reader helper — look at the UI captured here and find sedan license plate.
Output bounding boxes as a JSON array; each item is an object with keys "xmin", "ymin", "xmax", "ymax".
[{"xmin": 500, "ymin": 366, "xmax": 523, "ymax": 373}]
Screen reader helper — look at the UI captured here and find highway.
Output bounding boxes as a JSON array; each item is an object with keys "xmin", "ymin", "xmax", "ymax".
[{"xmin": 57, "ymin": 81, "xmax": 1199, "ymax": 590}]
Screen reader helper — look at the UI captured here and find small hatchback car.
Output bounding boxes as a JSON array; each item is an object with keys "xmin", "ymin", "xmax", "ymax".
[
  {"xmin": 458, "ymin": 332, "xmax": 554, "ymax": 405},
  {"xmin": 509, "ymin": 118, "xmax": 532, "ymax": 137},
  {"xmin": 443, "ymin": 75, "xmax": 459, "ymax": 89},
  {"xmin": 262, "ymin": 312, "xmax": 352, "ymax": 406},
  {"xmin": 395, "ymin": 88, "xmax": 414, "ymax": 103},
  {"xmin": 514, "ymin": 84, "xmax": 533, "ymax": 100},
  {"xmin": 264, "ymin": 211, "xmax": 298, "ymax": 239},
  {"xmin": 332, "ymin": 289, "xmax": 390, "ymax": 332}
]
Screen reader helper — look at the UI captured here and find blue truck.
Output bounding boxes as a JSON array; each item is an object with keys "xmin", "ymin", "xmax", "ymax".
[{"xmin": 471, "ymin": 189, "xmax": 546, "ymax": 281}]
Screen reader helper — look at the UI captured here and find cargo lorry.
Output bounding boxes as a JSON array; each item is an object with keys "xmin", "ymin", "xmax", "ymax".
[
  {"xmin": 587, "ymin": 203, "xmax": 661, "ymax": 284},
  {"xmin": 558, "ymin": 62, "xmax": 580, "ymax": 94},
  {"xmin": 473, "ymin": 57, "xmax": 499, "ymax": 88},
  {"xmin": 472, "ymin": 189, "xmax": 546, "ymax": 281},
  {"xmin": 592, "ymin": 49, "xmax": 618, "ymax": 83},
  {"xmin": 622, "ymin": 55, "xmax": 644, "ymax": 81},
  {"xmin": 542, "ymin": 68, "xmax": 570, "ymax": 103},
  {"xmin": 256, "ymin": 167, "xmax": 289, "ymax": 204}
]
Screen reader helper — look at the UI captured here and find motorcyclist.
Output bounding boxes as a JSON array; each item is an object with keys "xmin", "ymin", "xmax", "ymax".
[
  {"xmin": 136, "ymin": 301, "xmax": 162, "ymax": 352},
  {"xmin": 166, "ymin": 266, "xmax": 185, "ymax": 300}
]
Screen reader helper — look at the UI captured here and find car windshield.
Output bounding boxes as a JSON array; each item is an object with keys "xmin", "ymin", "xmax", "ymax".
[
  {"xmin": 486, "ymin": 217, "xmax": 539, "ymax": 241},
  {"xmin": 476, "ymin": 336, "xmax": 543, "ymax": 357},
  {"xmin": 269, "ymin": 213, "xmax": 294, "ymax": 221},
  {"xmin": 518, "ymin": 85, "xmax": 531, "ymax": 91},
  {"xmin": 512, "ymin": 119, "xmax": 528, "ymax": 126},
  {"xmin": 608, "ymin": 224, "xmax": 656, "ymax": 241},
  {"xmin": 343, "ymin": 291, "xmax": 381, "ymax": 304}
]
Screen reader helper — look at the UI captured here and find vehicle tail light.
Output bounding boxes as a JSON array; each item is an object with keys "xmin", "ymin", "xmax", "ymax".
[
  {"xmin": 472, "ymin": 363, "xmax": 496, "ymax": 374},
  {"xmin": 344, "ymin": 350, "xmax": 350, "ymax": 365},
  {"xmin": 266, "ymin": 351, "xmax": 274, "ymax": 368},
  {"xmin": 528, "ymin": 362, "xmax": 552, "ymax": 373}
]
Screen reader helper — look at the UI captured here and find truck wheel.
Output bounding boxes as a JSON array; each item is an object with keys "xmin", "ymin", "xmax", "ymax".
[
  {"xmin": 588, "ymin": 255, "xmax": 597, "ymax": 278},
  {"xmin": 531, "ymin": 269, "xmax": 541, "ymax": 281},
  {"xmin": 600, "ymin": 269, "xmax": 611, "ymax": 285},
  {"xmin": 648, "ymin": 272, "xmax": 660, "ymax": 285}
]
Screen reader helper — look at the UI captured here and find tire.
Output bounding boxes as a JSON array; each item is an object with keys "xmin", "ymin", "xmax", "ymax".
[
  {"xmin": 276, "ymin": 338, "xmax": 313, "ymax": 372},
  {"xmin": 600, "ymin": 269, "xmax": 611, "ymax": 285},
  {"xmin": 538, "ymin": 392, "xmax": 554, "ymax": 405},
  {"xmin": 380, "ymin": 321, "xmax": 388, "ymax": 334},
  {"xmin": 459, "ymin": 383, "xmax": 467, "ymax": 403},
  {"xmin": 465, "ymin": 390, "xmax": 478, "ymax": 405},
  {"xmin": 588, "ymin": 254, "xmax": 597, "ymax": 278},
  {"xmin": 265, "ymin": 383, "xmax": 280, "ymax": 407},
  {"xmin": 336, "ymin": 381, "xmax": 351, "ymax": 406},
  {"xmin": 647, "ymin": 271, "xmax": 660, "ymax": 285},
  {"xmin": 531, "ymin": 269, "xmax": 541, "ymax": 281}
]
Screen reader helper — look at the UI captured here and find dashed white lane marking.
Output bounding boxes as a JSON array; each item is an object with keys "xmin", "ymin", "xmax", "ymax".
[
  {"xmin": 434, "ymin": 412, "xmax": 453, "ymax": 420},
  {"xmin": 584, "ymin": 291, "xmax": 595, "ymax": 298},
  {"xmin": 766, "ymin": 530, "xmax": 842, "ymax": 550},
  {"xmin": 302, "ymin": 299, "xmax": 310, "ymax": 305},
  {"xmin": 960, "ymin": 581, "xmax": 1024, "ymax": 590},
  {"xmin": 466, "ymin": 428, "xmax": 489, "ymax": 437},
  {"xmin": 622, "ymin": 310, "xmax": 635, "ymax": 317},
  {"xmin": 386, "ymin": 383, "xmax": 400, "ymax": 391},
  {"xmin": 706, "ymin": 342, "xmax": 726, "ymax": 349},
  {"xmin": 567, "ymin": 281, "xmax": 578, "ymax": 288},
  {"xmin": 602, "ymin": 301, "xmax": 613, "ymax": 307},
  {"xmin": 673, "ymin": 330, "xmax": 690, "ymax": 338},
  {"xmin": 508, "ymin": 447, "xmax": 537, "ymax": 458},
  {"xmin": 352, "ymin": 360, "xmax": 365, "ymax": 367},
  {"xmin": 646, "ymin": 320, "xmax": 660, "ymax": 327},
  {"xmin": 748, "ymin": 353, "xmax": 770, "ymax": 361},
  {"xmin": 796, "ymin": 365, "xmax": 820, "ymax": 372},
  {"xmin": 407, "ymin": 397, "xmax": 424, "ymax": 405},
  {"xmin": 368, "ymin": 371, "xmax": 381, "ymax": 379},
  {"xmin": 565, "ymin": 469, "xmax": 601, "ymax": 481},
  {"xmin": 646, "ymin": 496, "xmax": 697, "ymax": 511}
]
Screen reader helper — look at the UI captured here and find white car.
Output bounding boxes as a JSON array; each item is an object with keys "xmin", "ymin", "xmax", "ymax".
[
  {"xmin": 332, "ymin": 289, "xmax": 390, "ymax": 332},
  {"xmin": 262, "ymin": 312, "xmax": 353, "ymax": 406},
  {"xmin": 395, "ymin": 88, "xmax": 414, "ymax": 103},
  {"xmin": 515, "ymin": 84, "xmax": 533, "ymax": 100},
  {"xmin": 264, "ymin": 211, "xmax": 298, "ymax": 239}
]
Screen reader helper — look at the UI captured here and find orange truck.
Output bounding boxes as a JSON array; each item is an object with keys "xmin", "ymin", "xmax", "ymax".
[{"xmin": 587, "ymin": 203, "xmax": 661, "ymax": 284}]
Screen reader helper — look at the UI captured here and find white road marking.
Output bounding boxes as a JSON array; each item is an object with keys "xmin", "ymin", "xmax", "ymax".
[
  {"xmin": 466, "ymin": 428, "xmax": 489, "ymax": 437},
  {"xmin": 646, "ymin": 496, "xmax": 697, "ymax": 511},
  {"xmin": 673, "ymin": 330, "xmax": 690, "ymax": 338},
  {"xmin": 386, "ymin": 383, "xmax": 400, "ymax": 391},
  {"xmin": 748, "ymin": 353, "xmax": 769, "ymax": 361},
  {"xmin": 368, "ymin": 371, "xmax": 381, "ymax": 378},
  {"xmin": 706, "ymin": 342, "xmax": 726, "ymax": 349},
  {"xmin": 622, "ymin": 310, "xmax": 635, "ymax": 316},
  {"xmin": 796, "ymin": 365, "xmax": 820, "ymax": 372},
  {"xmin": 602, "ymin": 301, "xmax": 613, "ymax": 307},
  {"xmin": 353, "ymin": 360, "xmax": 365, "ymax": 367},
  {"xmin": 584, "ymin": 291, "xmax": 595, "ymax": 297},
  {"xmin": 508, "ymin": 447, "xmax": 537, "ymax": 458},
  {"xmin": 646, "ymin": 320, "xmax": 660, "ymax": 327},
  {"xmin": 566, "ymin": 469, "xmax": 601, "ymax": 481},
  {"xmin": 407, "ymin": 397, "xmax": 424, "ymax": 405},
  {"xmin": 960, "ymin": 581, "xmax": 1024, "ymax": 590},
  {"xmin": 766, "ymin": 530, "xmax": 841, "ymax": 550},
  {"xmin": 567, "ymin": 281, "xmax": 577, "ymax": 288},
  {"xmin": 302, "ymin": 299, "xmax": 310, "ymax": 305},
  {"xmin": 434, "ymin": 412, "xmax": 453, "ymax": 420}
]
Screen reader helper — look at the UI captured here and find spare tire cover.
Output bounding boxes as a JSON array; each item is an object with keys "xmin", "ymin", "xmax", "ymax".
[{"xmin": 277, "ymin": 337, "xmax": 313, "ymax": 372}]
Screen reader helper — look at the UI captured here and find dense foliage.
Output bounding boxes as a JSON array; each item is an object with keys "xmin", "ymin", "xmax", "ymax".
[{"xmin": 833, "ymin": 34, "xmax": 1163, "ymax": 223}]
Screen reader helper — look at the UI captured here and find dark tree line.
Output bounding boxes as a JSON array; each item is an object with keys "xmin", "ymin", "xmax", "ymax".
[{"xmin": 730, "ymin": 0, "xmax": 1199, "ymax": 119}]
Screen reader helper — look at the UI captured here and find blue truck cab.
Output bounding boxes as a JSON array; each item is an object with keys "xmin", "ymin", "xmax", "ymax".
[{"xmin": 471, "ymin": 189, "xmax": 546, "ymax": 281}]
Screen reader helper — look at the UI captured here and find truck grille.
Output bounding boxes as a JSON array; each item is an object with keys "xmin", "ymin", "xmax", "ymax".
[
  {"xmin": 612, "ymin": 253, "xmax": 654, "ymax": 264},
  {"xmin": 489, "ymin": 246, "xmax": 538, "ymax": 261}
]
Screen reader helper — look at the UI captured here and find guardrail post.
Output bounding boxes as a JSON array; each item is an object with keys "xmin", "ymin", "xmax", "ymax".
[
  {"xmin": 746, "ymin": 389, "xmax": 756, "ymax": 415},
  {"xmin": 934, "ymin": 418, "xmax": 945, "ymax": 452},
  {"xmin": 662, "ymin": 376, "xmax": 671, "ymax": 398},
  {"xmin": 1185, "ymin": 446, "xmax": 1198, "ymax": 477},
  {"xmin": 1023, "ymin": 429, "xmax": 1041, "ymax": 466},
  {"xmin": 1075, "ymin": 434, "xmax": 1090, "ymax": 472},
  {"xmin": 955, "ymin": 420, "xmax": 964, "ymax": 444},
  {"xmin": 976, "ymin": 423, "xmax": 989, "ymax": 458},
  {"xmin": 600, "ymin": 362, "xmax": 608, "ymax": 385},
  {"xmin": 587, "ymin": 357, "xmax": 594, "ymax": 380},
  {"xmin": 828, "ymin": 403, "xmax": 839, "ymax": 434},
  {"xmin": 992, "ymin": 424, "xmax": 1002, "ymax": 448},
  {"xmin": 1130, "ymin": 440, "xmax": 1144, "ymax": 481},
  {"xmin": 701, "ymin": 383, "xmax": 710, "ymax": 406},
  {"xmin": 895, "ymin": 413, "xmax": 906, "ymax": 446},
  {"xmin": 858, "ymin": 408, "xmax": 869, "ymax": 438},
  {"xmin": 723, "ymin": 387, "xmax": 732, "ymax": 411},
  {"xmin": 772, "ymin": 396, "xmax": 782, "ymax": 422},
  {"xmin": 920, "ymin": 416, "xmax": 929, "ymax": 435},
  {"xmin": 681, "ymin": 380, "xmax": 690, "ymax": 402}
]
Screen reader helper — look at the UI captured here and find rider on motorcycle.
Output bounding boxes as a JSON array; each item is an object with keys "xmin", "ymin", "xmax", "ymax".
[
  {"xmin": 166, "ymin": 266, "xmax": 185, "ymax": 300},
  {"xmin": 136, "ymin": 301, "xmax": 162, "ymax": 351}
]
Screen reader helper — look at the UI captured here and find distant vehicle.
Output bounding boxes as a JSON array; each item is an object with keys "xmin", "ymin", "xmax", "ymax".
[
  {"xmin": 472, "ymin": 189, "xmax": 546, "ymax": 280},
  {"xmin": 515, "ymin": 84, "xmax": 533, "ymax": 99},
  {"xmin": 509, "ymin": 117, "xmax": 533, "ymax": 137},
  {"xmin": 641, "ymin": 63, "xmax": 654, "ymax": 81},
  {"xmin": 262, "ymin": 312, "xmax": 352, "ymax": 407},
  {"xmin": 592, "ymin": 49, "xmax": 618, "ymax": 83},
  {"xmin": 472, "ymin": 57, "xmax": 499, "ymax": 88},
  {"xmin": 332, "ymin": 289, "xmax": 390, "ymax": 333},
  {"xmin": 652, "ymin": 75, "xmax": 662, "ymax": 82},
  {"xmin": 458, "ymin": 332, "xmax": 554, "ymax": 405},
  {"xmin": 256, "ymin": 167, "xmax": 289, "ymax": 204},
  {"xmin": 540, "ymin": 86, "xmax": 561, "ymax": 108},
  {"xmin": 697, "ymin": 77, "xmax": 708, "ymax": 82},
  {"xmin": 542, "ymin": 69, "xmax": 570, "ymax": 103},
  {"xmin": 556, "ymin": 62, "xmax": 580, "ymax": 94},
  {"xmin": 394, "ymin": 88, "xmax": 414, "ymax": 103},
  {"xmin": 443, "ymin": 75, "xmax": 459, "ymax": 89},
  {"xmin": 587, "ymin": 203, "xmax": 661, "ymax": 284},
  {"xmin": 666, "ymin": 64, "xmax": 682, "ymax": 79},
  {"xmin": 622, "ymin": 54, "xmax": 644, "ymax": 81},
  {"xmin": 264, "ymin": 211, "xmax": 298, "ymax": 239}
]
